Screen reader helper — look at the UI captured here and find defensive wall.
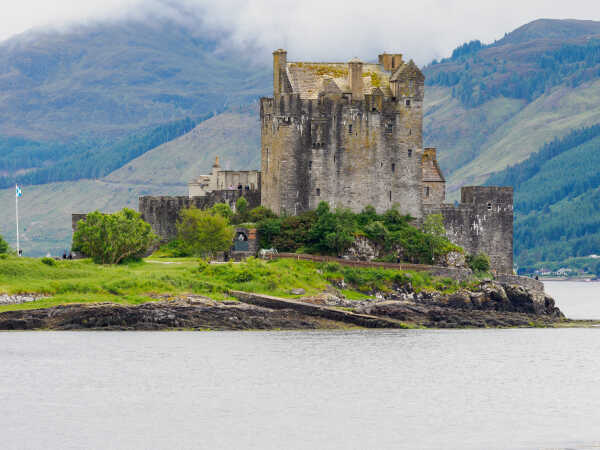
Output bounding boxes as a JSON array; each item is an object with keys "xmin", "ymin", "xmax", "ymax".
[
  {"xmin": 139, "ymin": 190, "xmax": 261, "ymax": 242},
  {"xmin": 426, "ymin": 186, "xmax": 513, "ymax": 274},
  {"xmin": 271, "ymin": 252, "xmax": 541, "ymax": 291}
]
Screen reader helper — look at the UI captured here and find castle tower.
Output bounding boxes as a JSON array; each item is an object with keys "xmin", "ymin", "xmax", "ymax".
[{"xmin": 260, "ymin": 50, "xmax": 426, "ymax": 217}]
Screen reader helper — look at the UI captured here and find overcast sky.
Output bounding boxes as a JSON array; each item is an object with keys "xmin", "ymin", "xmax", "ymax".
[{"xmin": 2, "ymin": 0, "xmax": 600, "ymax": 64}]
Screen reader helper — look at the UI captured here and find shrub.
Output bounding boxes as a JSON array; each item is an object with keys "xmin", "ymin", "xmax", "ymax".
[
  {"xmin": 72, "ymin": 208, "xmax": 157, "ymax": 264},
  {"xmin": 41, "ymin": 257, "xmax": 56, "ymax": 266},
  {"xmin": 0, "ymin": 234, "xmax": 8, "ymax": 254},
  {"xmin": 177, "ymin": 208, "xmax": 235, "ymax": 259},
  {"xmin": 210, "ymin": 203, "xmax": 233, "ymax": 220},
  {"xmin": 467, "ymin": 252, "xmax": 491, "ymax": 273}
]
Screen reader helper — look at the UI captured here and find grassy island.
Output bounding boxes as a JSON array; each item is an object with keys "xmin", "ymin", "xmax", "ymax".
[{"xmin": 0, "ymin": 255, "xmax": 467, "ymax": 313}]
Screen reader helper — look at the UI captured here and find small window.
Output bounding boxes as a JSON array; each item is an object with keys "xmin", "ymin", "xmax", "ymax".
[
  {"xmin": 408, "ymin": 149, "xmax": 412, "ymax": 158},
  {"xmin": 316, "ymin": 188, "xmax": 321, "ymax": 196},
  {"xmin": 389, "ymin": 191, "xmax": 392, "ymax": 201},
  {"xmin": 391, "ymin": 163, "xmax": 395, "ymax": 173},
  {"xmin": 409, "ymin": 128, "xmax": 412, "ymax": 136},
  {"xmin": 385, "ymin": 122, "xmax": 393, "ymax": 134},
  {"xmin": 333, "ymin": 155, "xmax": 336, "ymax": 163},
  {"xmin": 487, "ymin": 202, "xmax": 492, "ymax": 210},
  {"xmin": 425, "ymin": 186, "xmax": 430, "ymax": 197},
  {"xmin": 348, "ymin": 124, "xmax": 353, "ymax": 134},
  {"xmin": 405, "ymin": 99, "xmax": 411, "ymax": 107},
  {"xmin": 309, "ymin": 161, "xmax": 312, "ymax": 170},
  {"xmin": 266, "ymin": 148, "xmax": 269, "ymax": 171}
]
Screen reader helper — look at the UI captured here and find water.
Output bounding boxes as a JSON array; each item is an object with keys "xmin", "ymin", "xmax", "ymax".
[
  {"xmin": 2, "ymin": 283, "xmax": 600, "ymax": 450},
  {"xmin": 545, "ymin": 280, "xmax": 600, "ymax": 320}
]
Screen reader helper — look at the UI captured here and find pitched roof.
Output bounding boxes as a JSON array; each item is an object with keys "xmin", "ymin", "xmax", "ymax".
[{"xmin": 286, "ymin": 62, "xmax": 393, "ymax": 99}]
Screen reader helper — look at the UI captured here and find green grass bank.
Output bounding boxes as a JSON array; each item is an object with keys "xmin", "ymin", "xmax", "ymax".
[{"xmin": 0, "ymin": 255, "xmax": 469, "ymax": 313}]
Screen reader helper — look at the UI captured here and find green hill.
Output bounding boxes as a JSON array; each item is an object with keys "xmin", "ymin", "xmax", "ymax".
[
  {"xmin": 423, "ymin": 19, "xmax": 600, "ymax": 197},
  {"xmin": 486, "ymin": 125, "xmax": 600, "ymax": 272}
]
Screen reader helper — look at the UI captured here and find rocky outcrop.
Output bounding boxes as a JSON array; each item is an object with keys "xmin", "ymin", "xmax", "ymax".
[
  {"xmin": 0, "ymin": 294, "xmax": 48, "ymax": 305},
  {"xmin": 0, "ymin": 298, "xmax": 344, "ymax": 331}
]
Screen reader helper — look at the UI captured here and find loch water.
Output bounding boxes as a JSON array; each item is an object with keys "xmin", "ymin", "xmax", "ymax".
[{"xmin": 1, "ymin": 281, "xmax": 600, "ymax": 450}]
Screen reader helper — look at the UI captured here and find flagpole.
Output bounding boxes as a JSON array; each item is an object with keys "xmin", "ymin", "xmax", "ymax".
[{"xmin": 15, "ymin": 184, "xmax": 20, "ymax": 256}]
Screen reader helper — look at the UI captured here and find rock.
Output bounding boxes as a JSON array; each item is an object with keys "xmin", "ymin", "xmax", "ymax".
[
  {"xmin": 342, "ymin": 236, "xmax": 379, "ymax": 261},
  {"xmin": 290, "ymin": 288, "xmax": 306, "ymax": 295},
  {"xmin": 440, "ymin": 251, "xmax": 467, "ymax": 268}
]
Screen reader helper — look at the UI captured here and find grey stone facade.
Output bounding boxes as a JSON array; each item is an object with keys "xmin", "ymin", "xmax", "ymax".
[
  {"xmin": 426, "ymin": 187, "xmax": 514, "ymax": 274},
  {"xmin": 261, "ymin": 50, "xmax": 425, "ymax": 217},
  {"xmin": 139, "ymin": 191, "xmax": 261, "ymax": 242}
]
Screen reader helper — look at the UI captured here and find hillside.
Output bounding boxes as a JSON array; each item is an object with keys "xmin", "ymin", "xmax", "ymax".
[
  {"xmin": 0, "ymin": 20, "xmax": 270, "ymax": 141},
  {"xmin": 423, "ymin": 18, "xmax": 600, "ymax": 196},
  {"xmin": 486, "ymin": 125, "xmax": 600, "ymax": 272}
]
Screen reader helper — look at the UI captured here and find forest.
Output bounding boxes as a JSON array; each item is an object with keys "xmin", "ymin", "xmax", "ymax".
[{"xmin": 0, "ymin": 116, "xmax": 201, "ymax": 188}]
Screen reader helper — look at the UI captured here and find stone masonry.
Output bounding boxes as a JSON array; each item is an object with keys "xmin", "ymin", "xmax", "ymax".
[{"xmin": 261, "ymin": 50, "xmax": 425, "ymax": 217}]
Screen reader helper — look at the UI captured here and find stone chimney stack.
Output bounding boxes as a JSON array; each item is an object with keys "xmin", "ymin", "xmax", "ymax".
[
  {"xmin": 378, "ymin": 53, "xmax": 403, "ymax": 71},
  {"xmin": 348, "ymin": 57, "xmax": 364, "ymax": 101},
  {"xmin": 273, "ymin": 49, "xmax": 287, "ymax": 96}
]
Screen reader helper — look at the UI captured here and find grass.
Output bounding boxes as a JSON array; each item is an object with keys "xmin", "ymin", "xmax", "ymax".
[{"xmin": 0, "ymin": 255, "xmax": 476, "ymax": 313}]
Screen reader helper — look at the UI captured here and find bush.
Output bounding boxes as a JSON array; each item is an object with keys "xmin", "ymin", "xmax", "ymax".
[
  {"xmin": 0, "ymin": 234, "xmax": 8, "ymax": 254},
  {"xmin": 467, "ymin": 252, "xmax": 491, "ymax": 273},
  {"xmin": 72, "ymin": 208, "xmax": 157, "ymax": 264},
  {"xmin": 177, "ymin": 208, "xmax": 235, "ymax": 259},
  {"xmin": 41, "ymin": 257, "xmax": 56, "ymax": 266}
]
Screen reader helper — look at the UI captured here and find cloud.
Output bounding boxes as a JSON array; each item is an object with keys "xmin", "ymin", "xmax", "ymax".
[{"xmin": 2, "ymin": 0, "xmax": 600, "ymax": 64}]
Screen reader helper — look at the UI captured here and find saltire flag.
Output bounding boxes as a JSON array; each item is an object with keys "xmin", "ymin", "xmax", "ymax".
[{"xmin": 16, "ymin": 185, "xmax": 22, "ymax": 198}]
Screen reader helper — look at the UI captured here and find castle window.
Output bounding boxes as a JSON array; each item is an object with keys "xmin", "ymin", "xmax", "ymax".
[
  {"xmin": 405, "ymin": 99, "xmax": 411, "ymax": 107},
  {"xmin": 408, "ymin": 149, "xmax": 412, "ymax": 158},
  {"xmin": 389, "ymin": 191, "xmax": 392, "ymax": 201},
  {"xmin": 392, "ymin": 163, "xmax": 395, "ymax": 173},
  {"xmin": 334, "ymin": 155, "xmax": 336, "ymax": 163},
  {"xmin": 348, "ymin": 124, "xmax": 353, "ymax": 134},
  {"xmin": 385, "ymin": 122, "xmax": 393, "ymax": 134},
  {"xmin": 487, "ymin": 202, "xmax": 492, "ymax": 210},
  {"xmin": 309, "ymin": 161, "xmax": 312, "ymax": 170},
  {"xmin": 316, "ymin": 188, "xmax": 321, "ymax": 196},
  {"xmin": 266, "ymin": 148, "xmax": 270, "ymax": 171},
  {"xmin": 425, "ymin": 186, "xmax": 430, "ymax": 197},
  {"xmin": 409, "ymin": 128, "xmax": 412, "ymax": 136}
]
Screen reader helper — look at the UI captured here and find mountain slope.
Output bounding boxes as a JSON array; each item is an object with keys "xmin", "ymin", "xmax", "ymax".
[
  {"xmin": 485, "ymin": 125, "xmax": 600, "ymax": 270},
  {"xmin": 423, "ymin": 19, "xmax": 600, "ymax": 196},
  {"xmin": 0, "ymin": 20, "xmax": 270, "ymax": 141}
]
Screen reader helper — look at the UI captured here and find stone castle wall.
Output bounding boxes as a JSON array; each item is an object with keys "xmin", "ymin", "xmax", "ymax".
[
  {"xmin": 426, "ymin": 186, "xmax": 513, "ymax": 274},
  {"xmin": 261, "ymin": 51, "xmax": 425, "ymax": 218},
  {"xmin": 139, "ymin": 191, "xmax": 261, "ymax": 242}
]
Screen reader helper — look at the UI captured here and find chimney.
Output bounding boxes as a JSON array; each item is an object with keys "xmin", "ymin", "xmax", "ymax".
[
  {"xmin": 348, "ymin": 57, "xmax": 364, "ymax": 101},
  {"xmin": 378, "ymin": 52, "xmax": 403, "ymax": 71},
  {"xmin": 273, "ymin": 49, "xmax": 287, "ymax": 96}
]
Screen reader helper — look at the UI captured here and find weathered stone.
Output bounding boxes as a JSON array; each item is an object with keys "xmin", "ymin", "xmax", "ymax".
[{"xmin": 290, "ymin": 288, "xmax": 306, "ymax": 295}]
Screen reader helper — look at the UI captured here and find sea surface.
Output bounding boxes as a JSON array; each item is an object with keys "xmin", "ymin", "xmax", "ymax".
[{"xmin": 1, "ymin": 281, "xmax": 600, "ymax": 450}]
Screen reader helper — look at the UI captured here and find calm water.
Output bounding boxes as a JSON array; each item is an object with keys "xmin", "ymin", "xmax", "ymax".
[
  {"xmin": 1, "ymin": 283, "xmax": 600, "ymax": 450},
  {"xmin": 545, "ymin": 280, "xmax": 600, "ymax": 319}
]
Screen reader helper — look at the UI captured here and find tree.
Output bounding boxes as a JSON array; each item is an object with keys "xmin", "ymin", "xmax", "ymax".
[
  {"xmin": 0, "ymin": 234, "xmax": 9, "ymax": 254},
  {"xmin": 232, "ymin": 196, "xmax": 249, "ymax": 223},
  {"xmin": 72, "ymin": 209, "xmax": 157, "ymax": 264},
  {"xmin": 423, "ymin": 214, "xmax": 448, "ymax": 263},
  {"xmin": 177, "ymin": 208, "xmax": 235, "ymax": 259},
  {"xmin": 210, "ymin": 203, "xmax": 233, "ymax": 220}
]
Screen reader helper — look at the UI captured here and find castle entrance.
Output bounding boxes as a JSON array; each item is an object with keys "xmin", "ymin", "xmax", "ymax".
[{"xmin": 234, "ymin": 231, "xmax": 249, "ymax": 251}]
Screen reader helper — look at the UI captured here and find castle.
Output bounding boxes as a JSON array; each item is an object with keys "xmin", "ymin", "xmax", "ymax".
[{"xmin": 137, "ymin": 49, "xmax": 513, "ymax": 273}]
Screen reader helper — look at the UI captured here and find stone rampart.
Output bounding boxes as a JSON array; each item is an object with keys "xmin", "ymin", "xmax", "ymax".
[
  {"xmin": 495, "ymin": 274, "xmax": 544, "ymax": 291},
  {"xmin": 426, "ymin": 186, "xmax": 513, "ymax": 274},
  {"xmin": 139, "ymin": 191, "xmax": 261, "ymax": 241}
]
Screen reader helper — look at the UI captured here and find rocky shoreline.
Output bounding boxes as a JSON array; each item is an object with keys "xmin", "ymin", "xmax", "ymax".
[{"xmin": 0, "ymin": 281, "xmax": 581, "ymax": 331}]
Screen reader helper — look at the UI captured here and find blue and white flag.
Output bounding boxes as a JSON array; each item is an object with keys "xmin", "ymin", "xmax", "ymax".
[{"xmin": 16, "ymin": 185, "xmax": 22, "ymax": 198}]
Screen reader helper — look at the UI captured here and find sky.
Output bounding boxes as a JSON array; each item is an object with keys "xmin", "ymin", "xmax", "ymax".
[{"xmin": 1, "ymin": 0, "xmax": 600, "ymax": 64}]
